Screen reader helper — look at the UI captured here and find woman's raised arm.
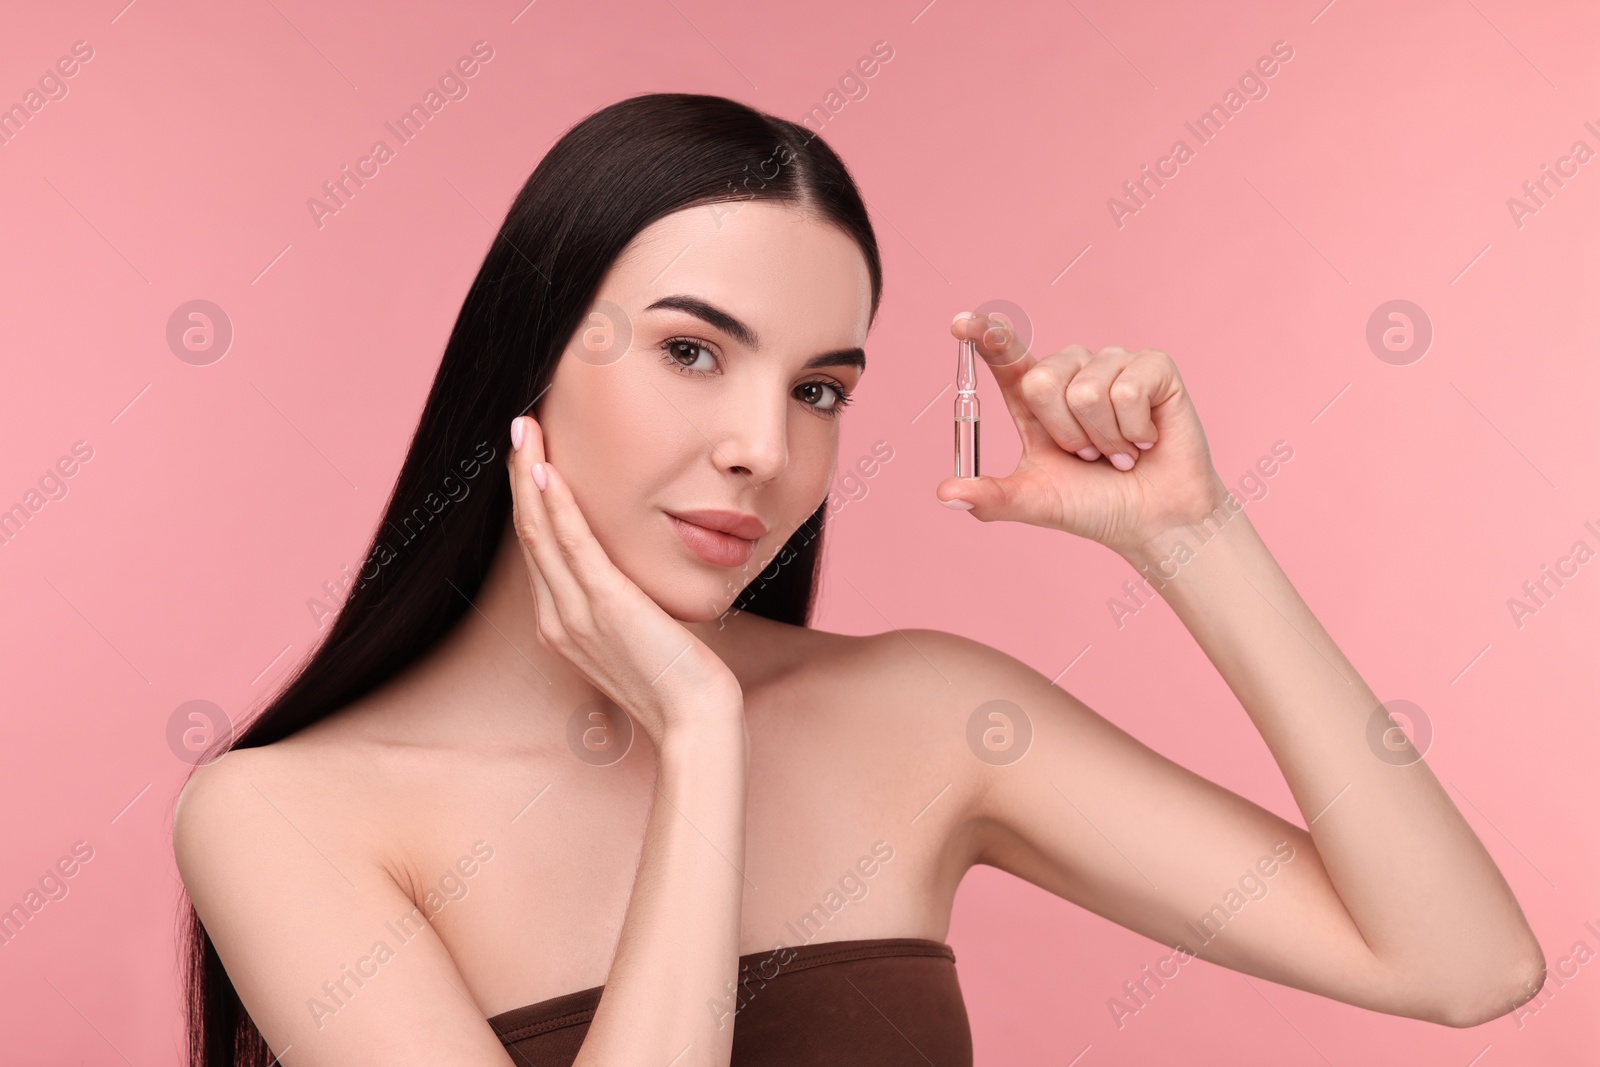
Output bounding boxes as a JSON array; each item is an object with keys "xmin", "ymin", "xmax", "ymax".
[{"xmin": 932, "ymin": 314, "xmax": 1544, "ymax": 1026}]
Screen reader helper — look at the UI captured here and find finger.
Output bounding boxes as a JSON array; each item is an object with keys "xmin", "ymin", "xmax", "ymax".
[
  {"xmin": 532, "ymin": 459, "xmax": 621, "ymax": 602},
  {"xmin": 1108, "ymin": 350, "xmax": 1176, "ymax": 448},
  {"xmin": 951, "ymin": 312, "xmax": 1055, "ymax": 457},
  {"xmin": 1017, "ymin": 346, "xmax": 1100, "ymax": 460},
  {"xmin": 507, "ymin": 417, "xmax": 585, "ymax": 612},
  {"xmin": 1061, "ymin": 347, "xmax": 1141, "ymax": 469},
  {"xmin": 522, "ymin": 534, "xmax": 562, "ymax": 644},
  {"xmin": 934, "ymin": 469, "xmax": 1036, "ymax": 524},
  {"xmin": 507, "ymin": 464, "xmax": 565, "ymax": 650},
  {"xmin": 511, "ymin": 417, "xmax": 629, "ymax": 609}
]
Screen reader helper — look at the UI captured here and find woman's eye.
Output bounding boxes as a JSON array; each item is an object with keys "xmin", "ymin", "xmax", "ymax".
[
  {"xmin": 795, "ymin": 380, "xmax": 852, "ymax": 414},
  {"xmin": 662, "ymin": 338, "xmax": 717, "ymax": 373},
  {"xmin": 659, "ymin": 339, "xmax": 852, "ymax": 416}
]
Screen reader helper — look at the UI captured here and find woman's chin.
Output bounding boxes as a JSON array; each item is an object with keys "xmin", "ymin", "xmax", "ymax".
[
  {"xmin": 637, "ymin": 579, "xmax": 741, "ymax": 626},
  {"xmin": 665, "ymin": 599, "xmax": 738, "ymax": 626}
]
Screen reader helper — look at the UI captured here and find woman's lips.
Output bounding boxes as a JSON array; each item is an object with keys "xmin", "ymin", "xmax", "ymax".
[{"xmin": 667, "ymin": 514, "xmax": 758, "ymax": 567}]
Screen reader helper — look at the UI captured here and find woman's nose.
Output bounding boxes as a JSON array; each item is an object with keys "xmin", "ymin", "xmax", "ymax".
[{"xmin": 711, "ymin": 388, "xmax": 788, "ymax": 481}]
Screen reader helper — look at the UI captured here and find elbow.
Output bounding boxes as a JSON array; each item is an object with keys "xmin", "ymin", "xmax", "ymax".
[{"xmin": 1428, "ymin": 944, "xmax": 1547, "ymax": 1029}]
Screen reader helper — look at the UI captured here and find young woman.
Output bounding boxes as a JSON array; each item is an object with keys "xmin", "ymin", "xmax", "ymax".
[{"xmin": 171, "ymin": 92, "xmax": 1544, "ymax": 1066}]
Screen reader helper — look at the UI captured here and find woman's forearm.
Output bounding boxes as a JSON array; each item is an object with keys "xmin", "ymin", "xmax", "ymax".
[
  {"xmin": 574, "ymin": 712, "xmax": 750, "ymax": 1067},
  {"xmin": 1121, "ymin": 490, "xmax": 1544, "ymax": 1014}
]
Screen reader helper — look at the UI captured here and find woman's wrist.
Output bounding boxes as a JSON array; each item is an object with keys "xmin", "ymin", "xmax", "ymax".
[
  {"xmin": 658, "ymin": 704, "xmax": 748, "ymax": 767},
  {"xmin": 1113, "ymin": 469, "xmax": 1235, "ymax": 571}
]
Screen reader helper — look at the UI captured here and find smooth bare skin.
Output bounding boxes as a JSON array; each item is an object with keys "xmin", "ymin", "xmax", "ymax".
[
  {"xmin": 172, "ymin": 200, "xmax": 1544, "ymax": 1067},
  {"xmin": 172, "ymin": 199, "xmax": 891, "ymax": 1067},
  {"xmin": 505, "ymin": 413, "xmax": 757, "ymax": 1065},
  {"xmin": 933, "ymin": 317, "xmax": 1546, "ymax": 1025}
]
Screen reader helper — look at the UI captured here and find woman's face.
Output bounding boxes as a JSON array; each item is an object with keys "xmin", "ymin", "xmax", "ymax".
[{"xmin": 535, "ymin": 198, "xmax": 873, "ymax": 621}]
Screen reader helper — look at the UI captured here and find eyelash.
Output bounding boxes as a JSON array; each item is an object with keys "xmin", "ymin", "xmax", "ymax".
[{"xmin": 657, "ymin": 336, "xmax": 855, "ymax": 416}]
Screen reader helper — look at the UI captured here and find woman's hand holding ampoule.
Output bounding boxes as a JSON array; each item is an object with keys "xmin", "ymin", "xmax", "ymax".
[
  {"xmin": 506, "ymin": 414, "xmax": 745, "ymax": 749},
  {"xmin": 934, "ymin": 313, "xmax": 1232, "ymax": 559}
]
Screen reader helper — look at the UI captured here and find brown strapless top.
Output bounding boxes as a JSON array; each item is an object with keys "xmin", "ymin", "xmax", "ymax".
[{"xmin": 486, "ymin": 936, "xmax": 971, "ymax": 1065}]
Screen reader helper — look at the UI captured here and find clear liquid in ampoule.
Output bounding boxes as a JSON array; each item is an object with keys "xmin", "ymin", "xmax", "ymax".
[
  {"xmin": 955, "ymin": 414, "xmax": 979, "ymax": 478},
  {"xmin": 954, "ymin": 336, "xmax": 980, "ymax": 478}
]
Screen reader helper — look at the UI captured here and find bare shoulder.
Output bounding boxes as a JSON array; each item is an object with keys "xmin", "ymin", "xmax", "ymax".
[
  {"xmin": 173, "ymin": 735, "xmax": 377, "ymax": 884},
  {"xmin": 173, "ymin": 743, "xmax": 300, "ymax": 866},
  {"xmin": 732, "ymin": 611, "xmax": 1023, "ymax": 683},
  {"xmin": 843, "ymin": 625, "xmax": 1058, "ymax": 768},
  {"xmin": 761, "ymin": 618, "xmax": 1041, "ymax": 710},
  {"xmin": 170, "ymin": 732, "xmax": 512, "ymax": 1062},
  {"xmin": 172, "ymin": 745, "xmax": 265, "ymax": 870},
  {"xmin": 172, "ymin": 710, "xmax": 435, "ymax": 910},
  {"xmin": 731, "ymin": 613, "xmax": 1045, "ymax": 735},
  {"xmin": 732, "ymin": 616, "xmax": 1053, "ymax": 871}
]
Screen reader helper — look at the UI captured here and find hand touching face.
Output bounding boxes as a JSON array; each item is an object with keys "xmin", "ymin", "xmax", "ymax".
[{"xmin": 535, "ymin": 200, "xmax": 873, "ymax": 621}]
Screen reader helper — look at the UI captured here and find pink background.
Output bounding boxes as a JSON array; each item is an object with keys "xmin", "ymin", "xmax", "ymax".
[{"xmin": 2, "ymin": 0, "xmax": 1596, "ymax": 1063}]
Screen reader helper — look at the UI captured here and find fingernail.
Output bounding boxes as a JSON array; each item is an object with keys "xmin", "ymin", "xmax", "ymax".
[
  {"xmin": 1076, "ymin": 446, "xmax": 1101, "ymax": 461},
  {"xmin": 1110, "ymin": 453, "xmax": 1134, "ymax": 471},
  {"xmin": 1134, "ymin": 441, "xmax": 1154, "ymax": 450},
  {"xmin": 510, "ymin": 417, "xmax": 525, "ymax": 452},
  {"xmin": 941, "ymin": 498, "xmax": 974, "ymax": 510},
  {"xmin": 531, "ymin": 462, "xmax": 548, "ymax": 491},
  {"xmin": 953, "ymin": 311, "xmax": 975, "ymax": 325}
]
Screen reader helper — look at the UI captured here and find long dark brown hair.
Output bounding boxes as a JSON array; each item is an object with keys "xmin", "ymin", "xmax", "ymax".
[{"xmin": 176, "ymin": 92, "xmax": 883, "ymax": 1065}]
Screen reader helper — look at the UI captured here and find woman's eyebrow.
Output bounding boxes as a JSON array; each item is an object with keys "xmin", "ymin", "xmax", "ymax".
[
  {"xmin": 643, "ymin": 294, "xmax": 866, "ymax": 371},
  {"xmin": 646, "ymin": 294, "xmax": 757, "ymax": 347},
  {"xmin": 802, "ymin": 349, "xmax": 866, "ymax": 371}
]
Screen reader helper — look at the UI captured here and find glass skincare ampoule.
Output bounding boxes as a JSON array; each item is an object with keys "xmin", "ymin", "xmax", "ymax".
[{"xmin": 954, "ymin": 337, "xmax": 980, "ymax": 478}]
